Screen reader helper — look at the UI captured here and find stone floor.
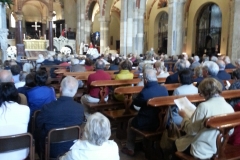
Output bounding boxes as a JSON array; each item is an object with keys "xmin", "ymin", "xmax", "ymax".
[{"xmin": 113, "ymin": 136, "xmax": 146, "ymax": 160}]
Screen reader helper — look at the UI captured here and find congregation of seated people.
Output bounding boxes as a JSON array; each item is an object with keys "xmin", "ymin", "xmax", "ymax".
[{"xmin": 1, "ymin": 51, "xmax": 240, "ymax": 160}]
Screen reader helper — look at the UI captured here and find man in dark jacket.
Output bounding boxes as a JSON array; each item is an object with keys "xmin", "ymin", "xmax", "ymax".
[
  {"xmin": 122, "ymin": 69, "xmax": 168, "ymax": 156},
  {"xmin": 36, "ymin": 76, "xmax": 84, "ymax": 158},
  {"xmin": 165, "ymin": 59, "xmax": 187, "ymax": 84}
]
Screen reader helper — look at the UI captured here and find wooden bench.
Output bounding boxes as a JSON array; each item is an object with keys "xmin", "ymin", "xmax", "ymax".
[
  {"xmin": 176, "ymin": 111, "xmax": 240, "ymax": 160},
  {"xmin": 84, "ymin": 79, "xmax": 141, "ymax": 113},
  {"xmin": 102, "ymin": 86, "xmax": 143, "ymax": 139},
  {"xmin": 131, "ymin": 89, "xmax": 240, "ymax": 160},
  {"xmin": 225, "ymin": 69, "xmax": 235, "ymax": 74}
]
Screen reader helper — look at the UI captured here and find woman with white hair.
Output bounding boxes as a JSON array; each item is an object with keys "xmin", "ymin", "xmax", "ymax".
[{"xmin": 59, "ymin": 112, "xmax": 119, "ymax": 160}]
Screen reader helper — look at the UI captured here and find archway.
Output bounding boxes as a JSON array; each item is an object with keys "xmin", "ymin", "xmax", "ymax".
[
  {"xmin": 158, "ymin": 12, "xmax": 168, "ymax": 54},
  {"xmin": 195, "ymin": 3, "xmax": 222, "ymax": 57}
]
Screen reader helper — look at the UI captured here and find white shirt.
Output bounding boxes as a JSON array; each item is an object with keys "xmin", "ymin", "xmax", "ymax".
[
  {"xmin": 173, "ymin": 84, "xmax": 198, "ymax": 96},
  {"xmin": 0, "ymin": 102, "xmax": 30, "ymax": 160},
  {"xmin": 59, "ymin": 139, "xmax": 119, "ymax": 160}
]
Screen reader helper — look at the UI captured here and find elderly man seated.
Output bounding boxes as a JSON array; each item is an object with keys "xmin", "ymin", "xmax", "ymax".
[
  {"xmin": 165, "ymin": 59, "xmax": 187, "ymax": 84},
  {"xmin": 121, "ymin": 69, "xmax": 168, "ymax": 156},
  {"xmin": 224, "ymin": 56, "xmax": 236, "ymax": 69},
  {"xmin": 196, "ymin": 61, "xmax": 225, "ymax": 89},
  {"xmin": 190, "ymin": 56, "xmax": 200, "ymax": 70},
  {"xmin": 81, "ymin": 59, "xmax": 111, "ymax": 118},
  {"xmin": 36, "ymin": 76, "xmax": 84, "ymax": 158},
  {"xmin": 216, "ymin": 59, "xmax": 231, "ymax": 80}
]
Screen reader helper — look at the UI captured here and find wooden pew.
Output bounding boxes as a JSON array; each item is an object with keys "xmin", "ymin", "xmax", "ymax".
[
  {"xmin": 84, "ymin": 79, "xmax": 141, "ymax": 113},
  {"xmin": 63, "ymin": 70, "xmax": 139, "ymax": 79},
  {"xmin": 131, "ymin": 89, "xmax": 240, "ymax": 160},
  {"xmin": 225, "ymin": 69, "xmax": 235, "ymax": 74},
  {"xmin": 102, "ymin": 86, "xmax": 143, "ymax": 139},
  {"xmin": 175, "ymin": 112, "xmax": 240, "ymax": 160},
  {"xmin": 158, "ymin": 77, "xmax": 167, "ymax": 83}
]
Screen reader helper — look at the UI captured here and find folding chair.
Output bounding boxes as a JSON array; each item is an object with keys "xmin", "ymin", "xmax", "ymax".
[
  {"xmin": 29, "ymin": 110, "xmax": 41, "ymax": 134},
  {"xmin": 45, "ymin": 125, "xmax": 81, "ymax": 160},
  {"xmin": 0, "ymin": 133, "xmax": 35, "ymax": 160}
]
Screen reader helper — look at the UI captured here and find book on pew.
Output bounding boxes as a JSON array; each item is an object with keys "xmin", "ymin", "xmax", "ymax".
[
  {"xmin": 174, "ymin": 97, "xmax": 196, "ymax": 118},
  {"xmin": 225, "ymin": 80, "xmax": 231, "ymax": 90}
]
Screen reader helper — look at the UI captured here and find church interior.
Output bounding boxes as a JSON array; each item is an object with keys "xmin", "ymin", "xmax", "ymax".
[{"xmin": 0, "ymin": 0, "xmax": 240, "ymax": 160}]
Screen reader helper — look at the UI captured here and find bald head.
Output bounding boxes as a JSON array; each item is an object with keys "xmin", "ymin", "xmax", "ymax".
[
  {"xmin": 216, "ymin": 60, "xmax": 226, "ymax": 70},
  {"xmin": 0, "ymin": 70, "xmax": 13, "ymax": 83},
  {"xmin": 60, "ymin": 76, "xmax": 78, "ymax": 97}
]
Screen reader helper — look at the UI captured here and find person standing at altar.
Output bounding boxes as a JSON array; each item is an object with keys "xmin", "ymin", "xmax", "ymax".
[
  {"xmin": 89, "ymin": 42, "xmax": 94, "ymax": 48},
  {"xmin": 61, "ymin": 29, "xmax": 66, "ymax": 37}
]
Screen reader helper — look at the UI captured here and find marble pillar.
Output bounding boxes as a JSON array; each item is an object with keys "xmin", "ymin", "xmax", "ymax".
[
  {"xmin": 126, "ymin": 1, "xmax": 133, "ymax": 55},
  {"xmin": 0, "ymin": 2, "xmax": 8, "ymax": 62},
  {"xmin": 167, "ymin": 0, "xmax": 186, "ymax": 56},
  {"xmin": 76, "ymin": 0, "xmax": 81, "ymax": 43},
  {"xmin": 85, "ymin": 20, "xmax": 92, "ymax": 44},
  {"xmin": 42, "ymin": 19, "xmax": 47, "ymax": 37},
  {"xmin": 15, "ymin": 13, "xmax": 23, "ymax": 44},
  {"xmin": 99, "ymin": 18, "xmax": 110, "ymax": 53},
  {"xmin": 137, "ymin": 9, "xmax": 145, "ymax": 55},
  {"xmin": 48, "ymin": 17, "xmax": 54, "ymax": 51},
  {"xmin": 132, "ymin": 8, "xmax": 138, "ymax": 54},
  {"xmin": 76, "ymin": 0, "xmax": 86, "ymax": 45},
  {"xmin": 120, "ymin": 0, "xmax": 128, "ymax": 56},
  {"xmin": 228, "ymin": 0, "xmax": 240, "ymax": 61}
]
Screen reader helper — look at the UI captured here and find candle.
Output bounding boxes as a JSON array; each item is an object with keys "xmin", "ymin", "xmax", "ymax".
[
  {"xmin": 60, "ymin": 24, "xmax": 62, "ymax": 33},
  {"xmin": 39, "ymin": 30, "xmax": 41, "ymax": 37},
  {"xmin": 24, "ymin": 34, "xmax": 26, "ymax": 39},
  {"xmin": 44, "ymin": 34, "xmax": 46, "ymax": 40}
]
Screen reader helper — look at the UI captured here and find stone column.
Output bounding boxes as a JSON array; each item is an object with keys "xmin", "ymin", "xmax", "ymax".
[
  {"xmin": 132, "ymin": 8, "xmax": 138, "ymax": 54},
  {"xmin": 42, "ymin": 19, "xmax": 47, "ymax": 37},
  {"xmin": 137, "ymin": 9, "xmax": 145, "ymax": 55},
  {"xmin": 228, "ymin": 0, "xmax": 240, "ymax": 61},
  {"xmin": 0, "ymin": 2, "xmax": 9, "ymax": 61},
  {"xmin": 120, "ymin": 0, "xmax": 128, "ymax": 56},
  {"xmin": 15, "ymin": 13, "xmax": 23, "ymax": 44},
  {"xmin": 84, "ymin": 20, "xmax": 92, "ymax": 44},
  {"xmin": 99, "ymin": 18, "xmax": 110, "ymax": 53},
  {"xmin": 76, "ymin": 0, "xmax": 86, "ymax": 44},
  {"xmin": 167, "ymin": 0, "xmax": 186, "ymax": 55},
  {"xmin": 48, "ymin": 16, "xmax": 54, "ymax": 51},
  {"xmin": 126, "ymin": 1, "xmax": 133, "ymax": 55}
]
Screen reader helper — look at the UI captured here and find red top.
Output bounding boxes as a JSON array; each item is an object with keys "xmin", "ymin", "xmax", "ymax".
[
  {"xmin": 87, "ymin": 70, "xmax": 111, "ymax": 98},
  {"xmin": 59, "ymin": 62, "xmax": 70, "ymax": 66},
  {"xmin": 228, "ymin": 102, "xmax": 240, "ymax": 145}
]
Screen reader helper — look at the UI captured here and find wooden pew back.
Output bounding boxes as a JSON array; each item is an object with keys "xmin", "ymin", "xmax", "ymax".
[
  {"xmin": 90, "ymin": 78, "xmax": 141, "ymax": 103},
  {"xmin": 205, "ymin": 112, "xmax": 240, "ymax": 160}
]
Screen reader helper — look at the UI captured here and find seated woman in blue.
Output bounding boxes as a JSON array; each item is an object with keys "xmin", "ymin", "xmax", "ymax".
[{"xmin": 26, "ymin": 70, "xmax": 56, "ymax": 115}]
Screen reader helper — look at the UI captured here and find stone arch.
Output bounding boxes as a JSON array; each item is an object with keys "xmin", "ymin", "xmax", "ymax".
[
  {"xmin": 148, "ymin": 0, "xmax": 157, "ymax": 20},
  {"xmin": 154, "ymin": 11, "xmax": 168, "ymax": 51},
  {"xmin": 19, "ymin": 0, "xmax": 51, "ymax": 12},
  {"xmin": 64, "ymin": 45, "xmax": 73, "ymax": 54},
  {"xmin": 100, "ymin": 0, "xmax": 112, "ymax": 20},
  {"xmin": 46, "ymin": 45, "xmax": 58, "ymax": 51},
  {"xmin": 85, "ymin": 0, "xmax": 99, "ymax": 20},
  {"xmin": 195, "ymin": 2, "xmax": 222, "ymax": 55},
  {"xmin": 185, "ymin": 0, "xmax": 229, "ymax": 56}
]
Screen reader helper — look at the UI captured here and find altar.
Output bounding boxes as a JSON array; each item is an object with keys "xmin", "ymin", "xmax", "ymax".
[
  {"xmin": 7, "ymin": 36, "xmax": 76, "ymax": 53},
  {"xmin": 24, "ymin": 39, "xmax": 47, "ymax": 50}
]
